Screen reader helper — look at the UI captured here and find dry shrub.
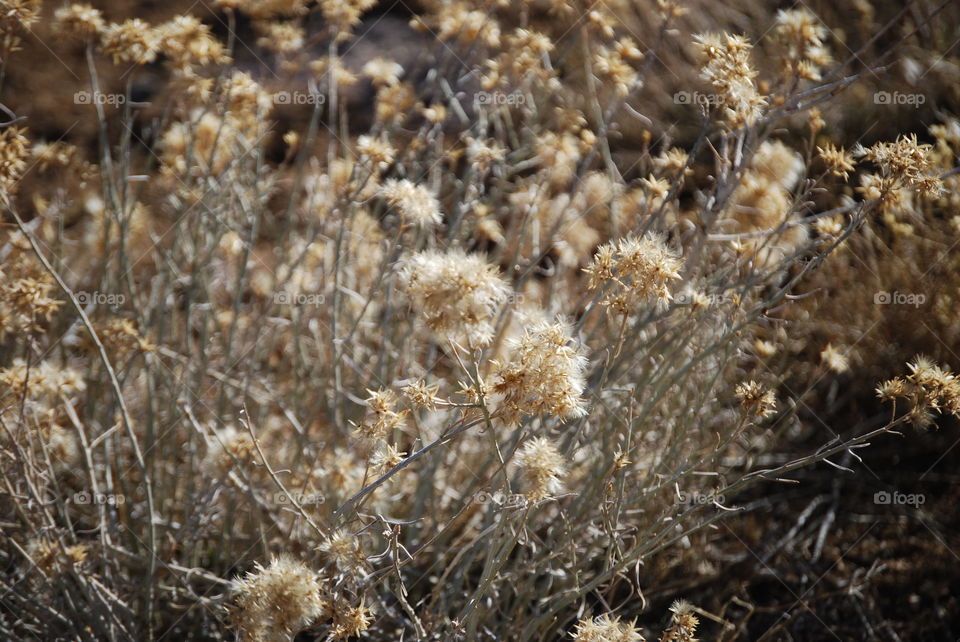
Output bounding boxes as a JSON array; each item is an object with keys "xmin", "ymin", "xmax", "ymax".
[{"xmin": 0, "ymin": 1, "xmax": 958, "ymax": 640}]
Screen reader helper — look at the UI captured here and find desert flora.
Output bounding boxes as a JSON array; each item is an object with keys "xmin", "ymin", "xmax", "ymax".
[{"xmin": 0, "ymin": 1, "xmax": 959, "ymax": 640}]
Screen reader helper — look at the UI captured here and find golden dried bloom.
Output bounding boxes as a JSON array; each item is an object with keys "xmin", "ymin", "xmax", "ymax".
[
  {"xmin": 818, "ymin": 143, "xmax": 857, "ymax": 179},
  {"xmin": 593, "ymin": 45, "xmax": 638, "ymax": 96},
  {"xmin": 660, "ymin": 600, "xmax": 699, "ymax": 642},
  {"xmin": 203, "ymin": 425, "xmax": 255, "ymax": 474},
  {"xmin": 356, "ymin": 388, "xmax": 407, "ymax": 441},
  {"xmin": 31, "ymin": 141, "xmax": 77, "ymax": 171},
  {"xmin": 93, "ymin": 317, "xmax": 155, "ymax": 359},
  {"xmin": 657, "ymin": 0, "xmax": 688, "ymax": 18},
  {"xmin": 820, "ymin": 343, "xmax": 850, "ymax": 373},
  {"xmin": 754, "ymin": 339, "xmax": 777, "ymax": 358},
  {"xmin": 398, "ymin": 248, "xmax": 510, "ymax": 347},
  {"xmin": 808, "ymin": 107, "xmax": 825, "ymax": 133},
  {"xmin": 29, "ymin": 540, "xmax": 89, "ymax": 578},
  {"xmin": 902, "ymin": 356, "xmax": 960, "ymax": 419},
  {"xmin": 99, "ymin": 19, "xmax": 161, "ymax": 65},
  {"xmin": 586, "ymin": 9, "xmax": 616, "ymax": 38},
  {"xmin": 694, "ymin": 32, "xmax": 766, "ymax": 127},
  {"xmin": 813, "ymin": 213, "xmax": 844, "ymax": 237},
  {"xmin": 1, "ymin": 0, "xmax": 41, "ymax": 31},
  {"xmin": 855, "ymin": 135, "xmax": 944, "ymax": 198},
  {"xmin": 355, "ymin": 134, "xmax": 396, "ymax": 170},
  {"xmin": 318, "ymin": 529, "xmax": 366, "ymax": 575},
  {"xmin": 616, "ymin": 36, "xmax": 644, "ymax": 61},
  {"xmin": 330, "ymin": 600, "xmax": 373, "ymax": 639},
  {"xmin": 224, "ymin": 70, "xmax": 274, "ymax": 118},
  {"xmin": 230, "ymin": 556, "xmax": 325, "ymax": 642},
  {"xmin": 219, "ymin": 0, "xmax": 309, "ymax": 19},
  {"xmin": 735, "ymin": 381, "xmax": 777, "ymax": 418},
  {"xmin": 774, "ymin": 8, "xmax": 832, "ymax": 81},
  {"xmin": 374, "ymin": 82, "xmax": 418, "ymax": 124},
  {"xmin": 423, "ymin": 103, "xmax": 446, "ymax": 124},
  {"xmin": 466, "ymin": 137, "xmax": 506, "ymax": 171},
  {"xmin": 0, "ymin": 271, "xmax": 61, "ymax": 336},
  {"xmin": 506, "ymin": 28, "xmax": 554, "ymax": 76},
  {"xmin": 53, "ymin": 3, "xmax": 105, "ymax": 39},
  {"xmin": 0, "ymin": 126, "xmax": 30, "ymax": 201},
  {"xmin": 380, "ymin": 179, "xmax": 442, "ymax": 228},
  {"xmin": 160, "ymin": 111, "xmax": 236, "ymax": 177},
  {"xmin": 310, "ymin": 56, "xmax": 359, "ymax": 88},
  {"xmin": 362, "ymin": 57, "xmax": 404, "ymax": 87},
  {"xmin": 516, "ymin": 436, "xmax": 567, "ymax": 500},
  {"xmin": 401, "ymin": 379, "xmax": 440, "ymax": 409},
  {"xmin": 370, "ymin": 442, "xmax": 406, "ymax": 476},
  {"xmin": 423, "ymin": 3, "xmax": 500, "ymax": 48},
  {"xmin": 254, "ymin": 20, "xmax": 304, "ymax": 54},
  {"xmin": 536, "ymin": 131, "xmax": 582, "ymax": 187},
  {"xmin": 492, "ymin": 319, "xmax": 588, "ymax": 425},
  {"xmin": 875, "ymin": 376, "xmax": 907, "ymax": 403},
  {"xmin": 654, "ymin": 147, "xmax": 691, "ymax": 177},
  {"xmin": 157, "ymin": 15, "xmax": 229, "ymax": 68},
  {"xmin": 0, "ymin": 360, "xmax": 85, "ymax": 405},
  {"xmin": 572, "ymin": 613, "xmax": 644, "ymax": 641},
  {"xmin": 320, "ymin": 0, "xmax": 377, "ymax": 41},
  {"xmin": 584, "ymin": 233, "xmax": 682, "ymax": 313}
]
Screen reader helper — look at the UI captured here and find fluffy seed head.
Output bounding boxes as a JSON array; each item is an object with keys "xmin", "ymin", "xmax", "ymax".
[
  {"xmin": 734, "ymin": 381, "xmax": 777, "ymax": 418},
  {"xmin": 99, "ymin": 19, "xmax": 160, "ymax": 65},
  {"xmin": 585, "ymin": 233, "xmax": 682, "ymax": 314},
  {"xmin": 516, "ymin": 436, "xmax": 567, "ymax": 500},
  {"xmin": 694, "ymin": 32, "xmax": 766, "ymax": 127},
  {"xmin": 399, "ymin": 248, "xmax": 510, "ymax": 347},
  {"xmin": 380, "ymin": 179, "xmax": 442, "ymax": 228},
  {"xmin": 572, "ymin": 613, "xmax": 644, "ymax": 641},
  {"xmin": 492, "ymin": 319, "xmax": 588, "ymax": 425},
  {"xmin": 230, "ymin": 556, "xmax": 325, "ymax": 642},
  {"xmin": 53, "ymin": 4, "xmax": 105, "ymax": 39}
]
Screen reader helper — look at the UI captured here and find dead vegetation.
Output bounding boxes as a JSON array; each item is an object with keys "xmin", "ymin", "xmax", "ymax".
[{"xmin": 1, "ymin": 0, "xmax": 959, "ymax": 640}]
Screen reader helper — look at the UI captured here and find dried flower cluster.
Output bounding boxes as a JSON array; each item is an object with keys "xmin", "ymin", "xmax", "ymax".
[
  {"xmin": 399, "ymin": 248, "xmax": 510, "ymax": 347},
  {"xmin": 3, "ymin": 2, "xmax": 958, "ymax": 639},
  {"xmin": 585, "ymin": 233, "xmax": 682, "ymax": 313},
  {"xmin": 230, "ymin": 556, "xmax": 326, "ymax": 642},
  {"xmin": 516, "ymin": 436, "xmax": 567, "ymax": 500},
  {"xmin": 877, "ymin": 357, "xmax": 960, "ymax": 428},
  {"xmin": 380, "ymin": 179, "xmax": 442, "ymax": 228},
  {"xmin": 492, "ymin": 320, "xmax": 588, "ymax": 425},
  {"xmin": 694, "ymin": 32, "xmax": 766, "ymax": 127},
  {"xmin": 572, "ymin": 613, "xmax": 645, "ymax": 641},
  {"xmin": 734, "ymin": 381, "xmax": 777, "ymax": 419},
  {"xmin": 773, "ymin": 8, "xmax": 833, "ymax": 81}
]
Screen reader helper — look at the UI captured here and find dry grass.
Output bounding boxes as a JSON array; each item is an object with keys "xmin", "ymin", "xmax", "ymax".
[{"xmin": 1, "ymin": 0, "xmax": 959, "ymax": 640}]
